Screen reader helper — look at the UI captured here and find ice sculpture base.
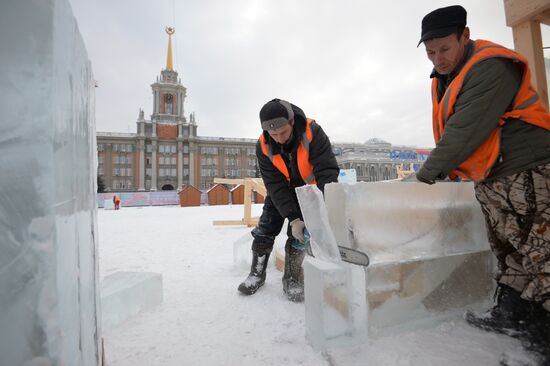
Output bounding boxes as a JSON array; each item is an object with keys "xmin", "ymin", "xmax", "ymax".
[{"xmin": 304, "ymin": 258, "xmax": 367, "ymax": 351}]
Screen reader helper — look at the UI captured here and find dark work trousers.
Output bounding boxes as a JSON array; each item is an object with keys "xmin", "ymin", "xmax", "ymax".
[{"xmin": 251, "ymin": 195, "xmax": 294, "ymax": 254}]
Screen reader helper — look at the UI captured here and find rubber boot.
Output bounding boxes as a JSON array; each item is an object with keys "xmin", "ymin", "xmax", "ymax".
[
  {"xmin": 282, "ymin": 239, "xmax": 305, "ymax": 302},
  {"xmin": 465, "ymin": 285, "xmax": 539, "ymax": 339},
  {"xmin": 238, "ymin": 249, "xmax": 271, "ymax": 295}
]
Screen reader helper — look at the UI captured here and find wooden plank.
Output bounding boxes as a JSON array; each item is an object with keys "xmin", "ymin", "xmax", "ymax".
[
  {"xmin": 213, "ymin": 177, "xmax": 243, "ymax": 185},
  {"xmin": 504, "ymin": 0, "xmax": 550, "ymax": 27},
  {"xmin": 249, "ymin": 180, "xmax": 267, "ymax": 197},
  {"xmin": 243, "ymin": 181, "xmax": 252, "ymax": 223},
  {"xmin": 512, "ymin": 20, "xmax": 549, "ymax": 109},
  {"xmin": 213, "ymin": 219, "xmax": 244, "ymax": 226}
]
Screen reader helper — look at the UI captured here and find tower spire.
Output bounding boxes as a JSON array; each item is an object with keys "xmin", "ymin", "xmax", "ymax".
[{"xmin": 165, "ymin": 26, "xmax": 175, "ymax": 71}]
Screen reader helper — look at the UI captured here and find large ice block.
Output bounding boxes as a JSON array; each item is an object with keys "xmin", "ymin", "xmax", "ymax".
[
  {"xmin": 320, "ymin": 181, "xmax": 494, "ymax": 337},
  {"xmin": 0, "ymin": 1, "xmax": 100, "ymax": 365},
  {"xmin": 304, "ymin": 258, "xmax": 367, "ymax": 351},
  {"xmin": 101, "ymin": 272, "xmax": 163, "ymax": 329}
]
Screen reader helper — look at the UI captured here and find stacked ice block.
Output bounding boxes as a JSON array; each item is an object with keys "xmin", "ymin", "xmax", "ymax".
[
  {"xmin": 0, "ymin": 0, "xmax": 100, "ymax": 364},
  {"xmin": 301, "ymin": 181, "xmax": 494, "ymax": 349}
]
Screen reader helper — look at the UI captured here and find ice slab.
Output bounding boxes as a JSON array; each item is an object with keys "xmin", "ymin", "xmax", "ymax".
[
  {"xmin": 304, "ymin": 258, "xmax": 367, "ymax": 351},
  {"xmin": 305, "ymin": 181, "xmax": 495, "ymax": 339},
  {"xmin": 296, "ymin": 185, "xmax": 341, "ymax": 262},
  {"xmin": 325, "ymin": 181, "xmax": 490, "ymax": 265},
  {"xmin": 338, "ymin": 169, "xmax": 357, "ymax": 183},
  {"xmin": 100, "ymin": 272, "xmax": 163, "ymax": 329},
  {"xmin": 0, "ymin": 1, "xmax": 99, "ymax": 365}
]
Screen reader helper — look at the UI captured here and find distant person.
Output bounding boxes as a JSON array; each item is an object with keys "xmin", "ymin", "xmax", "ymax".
[
  {"xmin": 416, "ymin": 5, "xmax": 550, "ymax": 361},
  {"xmin": 113, "ymin": 195, "xmax": 121, "ymax": 210},
  {"xmin": 238, "ymin": 99, "xmax": 339, "ymax": 302}
]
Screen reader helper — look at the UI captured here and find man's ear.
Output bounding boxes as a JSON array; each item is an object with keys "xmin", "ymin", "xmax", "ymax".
[{"xmin": 463, "ymin": 27, "xmax": 470, "ymax": 42}]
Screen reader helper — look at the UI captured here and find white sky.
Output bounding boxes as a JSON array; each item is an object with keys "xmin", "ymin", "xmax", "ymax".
[{"xmin": 69, "ymin": 1, "xmax": 550, "ymax": 147}]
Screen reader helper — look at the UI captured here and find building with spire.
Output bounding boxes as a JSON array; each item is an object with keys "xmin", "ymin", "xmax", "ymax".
[
  {"xmin": 96, "ymin": 27, "xmax": 259, "ymax": 192},
  {"xmin": 96, "ymin": 28, "xmax": 429, "ymax": 192}
]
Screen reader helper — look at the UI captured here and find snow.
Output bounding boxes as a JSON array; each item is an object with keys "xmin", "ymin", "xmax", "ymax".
[{"xmin": 99, "ymin": 205, "xmax": 536, "ymax": 366}]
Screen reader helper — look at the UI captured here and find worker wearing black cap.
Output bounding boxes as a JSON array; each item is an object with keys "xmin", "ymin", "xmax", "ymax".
[
  {"xmin": 237, "ymin": 99, "xmax": 339, "ymax": 302},
  {"xmin": 416, "ymin": 5, "xmax": 550, "ymax": 363}
]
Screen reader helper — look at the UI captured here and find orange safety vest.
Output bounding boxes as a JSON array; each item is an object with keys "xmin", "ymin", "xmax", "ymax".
[
  {"xmin": 432, "ymin": 39, "xmax": 550, "ymax": 181},
  {"xmin": 259, "ymin": 118, "xmax": 317, "ymax": 185}
]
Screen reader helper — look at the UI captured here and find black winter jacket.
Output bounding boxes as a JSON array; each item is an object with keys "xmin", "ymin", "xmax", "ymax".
[{"xmin": 256, "ymin": 104, "xmax": 339, "ymax": 222}]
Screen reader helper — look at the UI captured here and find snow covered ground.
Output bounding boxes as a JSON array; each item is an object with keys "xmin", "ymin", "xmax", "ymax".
[{"xmin": 98, "ymin": 205, "xmax": 536, "ymax": 366}]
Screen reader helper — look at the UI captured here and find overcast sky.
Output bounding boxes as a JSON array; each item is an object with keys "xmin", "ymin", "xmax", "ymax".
[{"xmin": 68, "ymin": 0, "xmax": 550, "ymax": 147}]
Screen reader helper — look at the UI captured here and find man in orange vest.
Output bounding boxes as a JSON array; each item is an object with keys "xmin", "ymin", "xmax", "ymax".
[
  {"xmin": 113, "ymin": 195, "xmax": 121, "ymax": 210},
  {"xmin": 416, "ymin": 5, "xmax": 550, "ymax": 361},
  {"xmin": 238, "ymin": 99, "xmax": 339, "ymax": 302}
]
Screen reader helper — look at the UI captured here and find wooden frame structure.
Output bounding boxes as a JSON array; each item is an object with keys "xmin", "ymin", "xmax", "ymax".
[
  {"xmin": 504, "ymin": 0, "xmax": 550, "ymax": 108},
  {"xmin": 212, "ymin": 178, "xmax": 266, "ymax": 227}
]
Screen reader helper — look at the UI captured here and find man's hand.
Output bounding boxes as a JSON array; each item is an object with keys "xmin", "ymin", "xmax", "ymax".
[
  {"xmin": 416, "ymin": 167, "xmax": 436, "ymax": 185},
  {"xmin": 290, "ymin": 219, "xmax": 306, "ymax": 243}
]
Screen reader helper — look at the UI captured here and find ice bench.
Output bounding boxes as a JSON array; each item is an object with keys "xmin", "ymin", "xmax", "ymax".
[{"xmin": 304, "ymin": 181, "xmax": 494, "ymax": 349}]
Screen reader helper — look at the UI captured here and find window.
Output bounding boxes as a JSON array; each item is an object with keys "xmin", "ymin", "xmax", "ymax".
[
  {"xmin": 171, "ymin": 157, "xmax": 176, "ymax": 165},
  {"xmin": 171, "ymin": 168, "xmax": 176, "ymax": 176},
  {"xmin": 201, "ymin": 147, "xmax": 218, "ymax": 155},
  {"xmin": 170, "ymin": 145, "xmax": 176, "ymax": 153},
  {"xmin": 183, "ymin": 145, "xmax": 189, "ymax": 153},
  {"xmin": 112, "ymin": 144, "xmax": 118, "ymax": 152},
  {"xmin": 224, "ymin": 147, "xmax": 239, "ymax": 155},
  {"xmin": 164, "ymin": 94, "xmax": 173, "ymax": 114},
  {"xmin": 183, "ymin": 157, "xmax": 189, "ymax": 165},
  {"xmin": 146, "ymin": 144, "xmax": 152, "ymax": 153},
  {"xmin": 183, "ymin": 168, "xmax": 189, "ymax": 176},
  {"xmin": 97, "ymin": 144, "xmax": 105, "ymax": 152},
  {"xmin": 159, "ymin": 145, "xmax": 165, "ymax": 153},
  {"xmin": 248, "ymin": 159, "xmax": 257, "ymax": 167},
  {"xmin": 247, "ymin": 148, "xmax": 255, "ymax": 156},
  {"xmin": 159, "ymin": 156, "xmax": 165, "ymax": 165},
  {"xmin": 146, "ymin": 168, "xmax": 151, "ymax": 176}
]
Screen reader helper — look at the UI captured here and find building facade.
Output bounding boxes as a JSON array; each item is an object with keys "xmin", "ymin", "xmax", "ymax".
[
  {"xmin": 333, "ymin": 138, "xmax": 431, "ymax": 181},
  {"xmin": 97, "ymin": 29, "xmax": 430, "ymax": 192},
  {"xmin": 97, "ymin": 28, "xmax": 259, "ymax": 192}
]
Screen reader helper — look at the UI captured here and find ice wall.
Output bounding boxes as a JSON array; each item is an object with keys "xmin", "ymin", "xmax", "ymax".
[{"xmin": 0, "ymin": 1, "xmax": 100, "ymax": 365}]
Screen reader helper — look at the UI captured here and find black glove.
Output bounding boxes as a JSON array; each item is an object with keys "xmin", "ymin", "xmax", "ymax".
[{"xmin": 416, "ymin": 168, "xmax": 436, "ymax": 185}]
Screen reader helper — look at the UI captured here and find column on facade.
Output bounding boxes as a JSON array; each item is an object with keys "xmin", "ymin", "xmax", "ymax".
[
  {"xmin": 153, "ymin": 90, "xmax": 157, "ymax": 115},
  {"xmin": 189, "ymin": 141, "xmax": 195, "ymax": 187},
  {"xmin": 177, "ymin": 141, "xmax": 183, "ymax": 188},
  {"xmin": 105, "ymin": 143, "xmax": 112, "ymax": 191},
  {"xmin": 151, "ymin": 140, "xmax": 158, "ymax": 191},
  {"xmin": 138, "ymin": 139, "xmax": 145, "ymax": 191}
]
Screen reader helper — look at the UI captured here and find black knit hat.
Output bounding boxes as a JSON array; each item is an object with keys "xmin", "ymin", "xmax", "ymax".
[
  {"xmin": 259, "ymin": 98, "xmax": 294, "ymax": 131},
  {"xmin": 418, "ymin": 5, "xmax": 467, "ymax": 46}
]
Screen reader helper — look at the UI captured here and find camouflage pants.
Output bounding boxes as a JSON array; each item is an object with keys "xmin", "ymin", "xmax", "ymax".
[{"xmin": 474, "ymin": 163, "xmax": 550, "ymax": 312}]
